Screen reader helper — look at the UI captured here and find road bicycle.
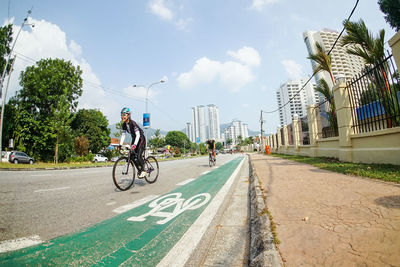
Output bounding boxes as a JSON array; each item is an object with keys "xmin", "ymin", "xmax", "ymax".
[
  {"xmin": 112, "ymin": 147, "xmax": 159, "ymax": 191},
  {"xmin": 208, "ymin": 150, "xmax": 216, "ymax": 167}
]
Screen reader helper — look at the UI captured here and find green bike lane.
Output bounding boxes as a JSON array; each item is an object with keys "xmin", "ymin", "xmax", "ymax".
[{"xmin": 0, "ymin": 156, "xmax": 244, "ymax": 266}]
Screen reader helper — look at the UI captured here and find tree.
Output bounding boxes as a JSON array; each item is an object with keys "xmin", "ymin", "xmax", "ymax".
[
  {"xmin": 149, "ymin": 129, "xmax": 165, "ymax": 150},
  {"xmin": 113, "ymin": 121, "xmax": 123, "ymax": 138},
  {"xmin": 307, "ymin": 41, "xmax": 335, "ymax": 84},
  {"xmin": 244, "ymin": 137, "xmax": 254, "ymax": 145},
  {"xmin": 227, "ymin": 138, "xmax": 233, "ymax": 146},
  {"xmin": 378, "ymin": 0, "xmax": 400, "ymax": 31},
  {"xmin": 216, "ymin": 142, "xmax": 223, "ymax": 151},
  {"xmin": 71, "ymin": 109, "xmax": 110, "ymax": 154},
  {"xmin": 315, "ymin": 78, "xmax": 338, "ymax": 135},
  {"xmin": 7, "ymin": 58, "xmax": 83, "ymax": 161},
  {"xmin": 165, "ymin": 131, "xmax": 190, "ymax": 148},
  {"xmin": 237, "ymin": 135, "xmax": 243, "ymax": 146},
  {"xmin": 75, "ymin": 135, "xmax": 89, "ymax": 156},
  {"xmin": 0, "ymin": 24, "xmax": 14, "ymax": 82},
  {"xmin": 50, "ymin": 95, "xmax": 74, "ymax": 163},
  {"xmin": 341, "ymin": 19, "xmax": 385, "ymax": 65},
  {"xmin": 341, "ymin": 19, "xmax": 400, "ymax": 127}
]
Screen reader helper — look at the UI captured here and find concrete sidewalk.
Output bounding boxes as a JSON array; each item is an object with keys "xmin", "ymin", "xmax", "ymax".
[{"xmin": 250, "ymin": 153, "xmax": 400, "ymax": 267}]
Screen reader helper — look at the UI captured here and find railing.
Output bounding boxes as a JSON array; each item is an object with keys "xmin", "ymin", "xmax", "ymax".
[
  {"xmin": 347, "ymin": 53, "xmax": 400, "ymax": 134},
  {"xmin": 287, "ymin": 124, "xmax": 294, "ymax": 145},
  {"xmin": 318, "ymin": 105, "xmax": 338, "ymax": 138},
  {"xmin": 300, "ymin": 116, "xmax": 310, "ymax": 145},
  {"xmin": 280, "ymin": 127, "xmax": 285, "ymax": 145}
]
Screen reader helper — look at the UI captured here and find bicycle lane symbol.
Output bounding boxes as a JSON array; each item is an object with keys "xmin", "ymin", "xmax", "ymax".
[{"xmin": 127, "ymin": 193, "xmax": 211, "ymax": 225}]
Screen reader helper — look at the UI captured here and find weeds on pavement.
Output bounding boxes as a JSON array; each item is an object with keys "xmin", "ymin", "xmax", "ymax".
[{"xmin": 270, "ymin": 154, "xmax": 400, "ymax": 183}]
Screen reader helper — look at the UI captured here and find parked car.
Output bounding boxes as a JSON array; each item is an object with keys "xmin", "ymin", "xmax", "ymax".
[
  {"xmin": 8, "ymin": 151, "xmax": 35, "ymax": 164},
  {"xmin": 93, "ymin": 154, "xmax": 108, "ymax": 163}
]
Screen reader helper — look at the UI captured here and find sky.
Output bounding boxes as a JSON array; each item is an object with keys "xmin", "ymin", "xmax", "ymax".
[{"xmin": 0, "ymin": 0, "xmax": 397, "ymax": 135}]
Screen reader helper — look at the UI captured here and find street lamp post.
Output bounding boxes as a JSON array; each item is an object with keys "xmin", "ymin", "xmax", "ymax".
[
  {"xmin": 0, "ymin": 10, "xmax": 34, "ymax": 163},
  {"xmin": 132, "ymin": 80, "xmax": 165, "ymax": 146}
]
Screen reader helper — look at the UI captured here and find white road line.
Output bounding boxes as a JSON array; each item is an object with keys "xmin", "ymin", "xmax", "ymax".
[
  {"xmin": 106, "ymin": 201, "xmax": 117, "ymax": 206},
  {"xmin": 0, "ymin": 235, "xmax": 43, "ymax": 253},
  {"xmin": 34, "ymin": 187, "xmax": 70, "ymax": 193},
  {"xmin": 176, "ymin": 178, "xmax": 195, "ymax": 186},
  {"xmin": 201, "ymin": 171, "xmax": 210, "ymax": 175},
  {"xmin": 157, "ymin": 156, "xmax": 246, "ymax": 267},
  {"xmin": 112, "ymin": 195, "xmax": 160, "ymax": 214}
]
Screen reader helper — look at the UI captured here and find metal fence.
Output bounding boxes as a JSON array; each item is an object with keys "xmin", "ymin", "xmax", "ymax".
[
  {"xmin": 287, "ymin": 124, "xmax": 294, "ymax": 145},
  {"xmin": 280, "ymin": 127, "xmax": 285, "ymax": 146},
  {"xmin": 347, "ymin": 54, "xmax": 400, "ymax": 134},
  {"xmin": 300, "ymin": 116, "xmax": 310, "ymax": 145},
  {"xmin": 316, "ymin": 105, "xmax": 338, "ymax": 138}
]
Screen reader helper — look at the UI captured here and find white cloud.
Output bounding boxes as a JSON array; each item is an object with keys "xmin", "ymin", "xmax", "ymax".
[
  {"xmin": 2, "ymin": 17, "xmax": 120, "ymax": 124},
  {"xmin": 281, "ymin": 59, "xmax": 304, "ymax": 80},
  {"xmin": 149, "ymin": 0, "xmax": 174, "ymax": 21},
  {"xmin": 148, "ymin": 0, "xmax": 193, "ymax": 31},
  {"xmin": 69, "ymin": 40, "xmax": 82, "ymax": 57},
  {"xmin": 175, "ymin": 18, "xmax": 193, "ymax": 31},
  {"xmin": 177, "ymin": 47, "xmax": 259, "ymax": 92},
  {"xmin": 251, "ymin": 0, "xmax": 280, "ymax": 11},
  {"xmin": 227, "ymin": 46, "xmax": 261, "ymax": 67}
]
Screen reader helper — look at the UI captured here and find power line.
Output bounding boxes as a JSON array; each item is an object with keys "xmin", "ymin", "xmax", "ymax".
[
  {"xmin": 261, "ymin": 0, "xmax": 360, "ymax": 115},
  {"xmin": 13, "ymin": 52, "xmax": 147, "ymax": 103}
]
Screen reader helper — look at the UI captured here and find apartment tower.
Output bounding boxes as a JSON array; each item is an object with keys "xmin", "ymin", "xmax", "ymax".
[
  {"xmin": 276, "ymin": 79, "xmax": 319, "ymax": 126},
  {"xmin": 207, "ymin": 104, "xmax": 221, "ymax": 141}
]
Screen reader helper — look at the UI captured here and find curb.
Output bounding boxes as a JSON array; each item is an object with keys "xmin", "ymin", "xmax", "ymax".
[
  {"xmin": 0, "ymin": 165, "xmax": 114, "ymax": 171},
  {"xmin": 248, "ymin": 156, "xmax": 281, "ymax": 267}
]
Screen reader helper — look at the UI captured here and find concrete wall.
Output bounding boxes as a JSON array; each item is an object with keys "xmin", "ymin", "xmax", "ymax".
[{"xmin": 263, "ymin": 32, "xmax": 400, "ymax": 165}]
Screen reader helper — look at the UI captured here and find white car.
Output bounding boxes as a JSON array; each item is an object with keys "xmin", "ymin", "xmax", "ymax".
[{"xmin": 93, "ymin": 154, "xmax": 108, "ymax": 163}]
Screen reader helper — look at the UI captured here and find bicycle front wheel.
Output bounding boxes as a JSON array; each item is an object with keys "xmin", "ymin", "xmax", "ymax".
[
  {"xmin": 144, "ymin": 156, "xmax": 159, "ymax": 184},
  {"xmin": 112, "ymin": 157, "xmax": 135, "ymax": 191},
  {"xmin": 209, "ymin": 155, "xmax": 213, "ymax": 167}
]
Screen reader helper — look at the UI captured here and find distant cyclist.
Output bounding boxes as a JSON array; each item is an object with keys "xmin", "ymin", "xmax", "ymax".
[
  {"xmin": 118, "ymin": 107, "xmax": 147, "ymax": 178},
  {"xmin": 206, "ymin": 139, "xmax": 216, "ymax": 161}
]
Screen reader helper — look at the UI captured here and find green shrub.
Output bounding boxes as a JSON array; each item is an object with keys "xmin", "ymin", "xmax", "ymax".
[{"xmin": 173, "ymin": 153, "xmax": 181, "ymax": 158}]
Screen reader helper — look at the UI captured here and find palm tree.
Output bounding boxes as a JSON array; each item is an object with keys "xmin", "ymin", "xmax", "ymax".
[
  {"xmin": 341, "ymin": 19, "xmax": 398, "ymax": 127},
  {"xmin": 315, "ymin": 78, "xmax": 338, "ymax": 136},
  {"xmin": 307, "ymin": 41, "xmax": 335, "ymax": 85},
  {"xmin": 341, "ymin": 19, "xmax": 385, "ymax": 65}
]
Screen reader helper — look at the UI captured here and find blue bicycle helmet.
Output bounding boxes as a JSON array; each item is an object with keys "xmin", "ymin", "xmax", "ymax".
[{"xmin": 121, "ymin": 107, "xmax": 131, "ymax": 115}]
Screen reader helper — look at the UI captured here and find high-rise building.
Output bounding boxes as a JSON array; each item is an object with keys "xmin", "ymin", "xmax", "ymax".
[
  {"xmin": 303, "ymin": 29, "xmax": 365, "ymax": 101},
  {"xmin": 276, "ymin": 78, "xmax": 319, "ymax": 126},
  {"xmin": 186, "ymin": 122, "xmax": 194, "ymax": 142},
  {"xmin": 224, "ymin": 120, "xmax": 249, "ymax": 146},
  {"xmin": 192, "ymin": 105, "xmax": 207, "ymax": 143},
  {"xmin": 207, "ymin": 104, "xmax": 221, "ymax": 141}
]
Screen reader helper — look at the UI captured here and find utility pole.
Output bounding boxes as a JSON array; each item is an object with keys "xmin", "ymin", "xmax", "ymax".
[
  {"xmin": 0, "ymin": 56, "xmax": 16, "ymax": 162},
  {"xmin": 0, "ymin": 10, "xmax": 33, "ymax": 162},
  {"xmin": 260, "ymin": 110, "xmax": 264, "ymax": 151}
]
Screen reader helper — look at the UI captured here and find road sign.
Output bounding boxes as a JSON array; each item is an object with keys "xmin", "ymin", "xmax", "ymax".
[
  {"xmin": 143, "ymin": 113, "xmax": 150, "ymax": 128},
  {"xmin": 196, "ymin": 137, "xmax": 200, "ymax": 144}
]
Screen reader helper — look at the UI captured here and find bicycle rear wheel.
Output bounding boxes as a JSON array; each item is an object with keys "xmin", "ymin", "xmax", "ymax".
[
  {"xmin": 112, "ymin": 157, "xmax": 135, "ymax": 191},
  {"xmin": 144, "ymin": 156, "xmax": 159, "ymax": 183}
]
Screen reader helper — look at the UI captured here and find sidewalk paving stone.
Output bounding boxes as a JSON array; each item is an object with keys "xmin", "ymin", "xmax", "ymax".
[{"xmin": 250, "ymin": 153, "xmax": 400, "ymax": 267}]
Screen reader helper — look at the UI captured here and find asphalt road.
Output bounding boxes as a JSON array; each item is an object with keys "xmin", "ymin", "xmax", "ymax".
[{"xmin": 0, "ymin": 154, "xmax": 240, "ymax": 243}]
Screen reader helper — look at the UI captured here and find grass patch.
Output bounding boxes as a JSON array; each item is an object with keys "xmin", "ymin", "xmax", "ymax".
[
  {"xmin": 270, "ymin": 153, "xmax": 400, "ymax": 183},
  {"xmin": 0, "ymin": 155, "xmax": 204, "ymax": 169}
]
